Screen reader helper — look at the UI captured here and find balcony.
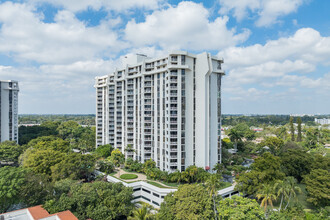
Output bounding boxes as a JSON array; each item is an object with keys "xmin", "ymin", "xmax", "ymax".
[
  {"xmin": 145, "ymin": 64, "xmax": 154, "ymax": 70},
  {"xmin": 128, "ymin": 68, "xmax": 138, "ymax": 74}
]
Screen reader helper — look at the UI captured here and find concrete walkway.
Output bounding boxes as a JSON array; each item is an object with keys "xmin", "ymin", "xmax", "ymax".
[
  {"xmin": 114, "ymin": 168, "xmax": 173, "ymax": 188},
  {"xmin": 114, "ymin": 168, "xmax": 147, "ymax": 182}
]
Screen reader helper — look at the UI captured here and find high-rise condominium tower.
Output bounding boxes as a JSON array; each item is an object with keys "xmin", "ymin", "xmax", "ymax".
[
  {"xmin": 95, "ymin": 52, "xmax": 224, "ymax": 172},
  {"xmin": 0, "ymin": 80, "xmax": 19, "ymax": 143}
]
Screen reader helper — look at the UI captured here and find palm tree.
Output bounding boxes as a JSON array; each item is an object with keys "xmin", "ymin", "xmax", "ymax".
[
  {"xmin": 228, "ymin": 128, "xmax": 243, "ymax": 150},
  {"xmin": 205, "ymin": 174, "xmax": 222, "ymax": 220},
  {"xmin": 284, "ymin": 176, "xmax": 301, "ymax": 210},
  {"xmin": 256, "ymin": 184, "xmax": 277, "ymax": 211},
  {"xmin": 274, "ymin": 180, "xmax": 289, "ymax": 211},
  {"xmin": 128, "ymin": 203, "xmax": 154, "ymax": 220}
]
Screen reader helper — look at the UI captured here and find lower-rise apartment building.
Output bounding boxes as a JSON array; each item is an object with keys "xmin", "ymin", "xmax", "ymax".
[
  {"xmin": 95, "ymin": 51, "xmax": 224, "ymax": 172},
  {"xmin": 0, "ymin": 80, "xmax": 19, "ymax": 143}
]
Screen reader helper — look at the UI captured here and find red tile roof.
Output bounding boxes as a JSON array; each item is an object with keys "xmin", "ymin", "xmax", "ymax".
[
  {"xmin": 47, "ymin": 210, "xmax": 79, "ymax": 220},
  {"xmin": 28, "ymin": 206, "xmax": 50, "ymax": 219},
  {"xmin": 0, "ymin": 205, "xmax": 78, "ymax": 220}
]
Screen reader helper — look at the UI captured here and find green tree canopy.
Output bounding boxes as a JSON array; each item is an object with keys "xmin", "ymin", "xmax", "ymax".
[
  {"xmin": 20, "ymin": 148, "xmax": 66, "ymax": 177},
  {"xmin": 228, "ymin": 128, "xmax": 244, "ymax": 150},
  {"xmin": 158, "ymin": 184, "xmax": 213, "ymax": 220},
  {"xmin": 71, "ymin": 126, "xmax": 95, "ymax": 153},
  {"xmin": 20, "ymin": 172, "xmax": 53, "ymax": 207},
  {"xmin": 44, "ymin": 181, "xmax": 134, "ymax": 220},
  {"xmin": 258, "ymin": 136, "xmax": 284, "ymax": 155},
  {"xmin": 18, "ymin": 121, "xmax": 60, "ymax": 145},
  {"xmin": 56, "ymin": 121, "xmax": 80, "ymax": 140},
  {"xmin": 304, "ymin": 169, "xmax": 330, "ymax": 207},
  {"xmin": 280, "ymin": 149, "xmax": 313, "ymax": 182},
  {"xmin": 51, "ymin": 153, "xmax": 96, "ymax": 181},
  {"xmin": 311, "ymin": 154, "xmax": 330, "ymax": 171},
  {"xmin": 95, "ymin": 144, "xmax": 114, "ymax": 158},
  {"xmin": 27, "ymin": 136, "xmax": 70, "ymax": 152},
  {"xmin": 236, "ymin": 152, "xmax": 285, "ymax": 195},
  {"xmin": 0, "ymin": 141, "xmax": 24, "ymax": 164},
  {"xmin": 128, "ymin": 203, "xmax": 155, "ymax": 220},
  {"xmin": 109, "ymin": 148, "xmax": 125, "ymax": 167},
  {"xmin": 252, "ymin": 152, "xmax": 285, "ymax": 182},
  {"xmin": 217, "ymin": 195, "xmax": 265, "ymax": 220},
  {"xmin": 0, "ymin": 166, "xmax": 26, "ymax": 212},
  {"xmin": 52, "ymin": 179, "xmax": 79, "ymax": 199},
  {"xmin": 289, "ymin": 116, "xmax": 295, "ymax": 141},
  {"xmin": 303, "ymin": 128, "xmax": 323, "ymax": 149},
  {"xmin": 297, "ymin": 117, "xmax": 302, "ymax": 142}
]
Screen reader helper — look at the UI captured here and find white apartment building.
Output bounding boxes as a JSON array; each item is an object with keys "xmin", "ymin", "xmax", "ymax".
[
  {"xmin": 0, "ymin": 80, "xmax": 19, "ymax": 143},
  {"xmin": 315, "ymin": 118, "xmax": 330, "ymax": 125},
  {"xmin": 95, "ymin": 51, "xmax": 224, "ymax": 172}
]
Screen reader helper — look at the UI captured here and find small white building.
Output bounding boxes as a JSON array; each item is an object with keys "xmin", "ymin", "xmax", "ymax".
[
  {"xmin": 315, "ymin": 118, "xmax": 330, "ymax": 125},
  {"xmin": 0, "ymin": 80, "xmax": 19, "ymax": 143}
]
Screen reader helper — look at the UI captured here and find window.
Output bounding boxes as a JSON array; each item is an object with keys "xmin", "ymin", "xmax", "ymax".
[
  {"xmin": 142, "ymin": 188, "xmax": 151, "ymax": 194},
  {"xmin": 142, "ymin": 196, "xmax": 151, "ymax": 202},
  {"xmin": 152, "ymin": 201, "xmax": 160, "ymax": 206},
  {"xmin": 181, "ymin": 55, "xmax": 186, "ymax": 65}
]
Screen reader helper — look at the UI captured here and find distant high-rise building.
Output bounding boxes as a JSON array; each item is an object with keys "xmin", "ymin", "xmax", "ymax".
[
  {"xmin": 0, "ymin": 80, "xmax": 19, "ymax": 143},
  {"xmin": 95, "ymin": 52, "xmax": 224, "ymax": 172}
]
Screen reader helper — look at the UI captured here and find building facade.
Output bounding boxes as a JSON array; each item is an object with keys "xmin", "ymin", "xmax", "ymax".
[
  {"xmin": 0, "ymin": 80, "xmax": 19, "ymax": 143},
  {"xmin": 95, "ymin": 51, "xmax": 224, "ymax": 172},
  {"xmin": 315, "ymin": 118, "xmax": 330, "ymax": 125}
]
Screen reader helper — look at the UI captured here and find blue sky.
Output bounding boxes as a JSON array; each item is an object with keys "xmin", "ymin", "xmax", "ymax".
[{"xmin": 0, "ymin": 0, "xmax": 329, "ymax": 114}]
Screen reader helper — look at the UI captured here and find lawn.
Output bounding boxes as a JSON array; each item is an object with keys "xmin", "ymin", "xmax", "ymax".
[
  {"xmin": 147, "ymin": 181, "xmax": 172, "ymax": 188},
  {"xmin": 217, "ymin": 182, "xmax": 232, "ymax": 190},
  {"xmin": 120, "ymin": 174, "xmax": 138, "ymax": 180},
  {"xmin": 272, "ymin": 183, "xmax": 315, "ymax": 211},
  {"xmin": 296, "ymin": 183, "xmax": 315, "ymax": 210}
]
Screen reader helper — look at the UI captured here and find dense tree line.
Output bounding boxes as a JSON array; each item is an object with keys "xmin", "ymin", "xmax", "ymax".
[
  {"xmin": 2, "ymin": 116, "xmax": 330, "ymax": 219},
  {"xmin": 0, "ymin": 120, "xmax": 136, "ymax": 219},
  {"xmin": 222, "ymin": 114, "xmax": 329, "ymax": 126},
  {"xmin": 19, "ymin": 114, "xmax": 95, "ymax": 126}
]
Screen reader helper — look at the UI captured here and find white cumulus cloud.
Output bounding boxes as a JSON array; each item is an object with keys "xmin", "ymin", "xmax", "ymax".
[
  {"xmin": 30, "ymin": 0, "xmax": 164, "ymax": 12},
  {"xmin": 125, "ymin": 1, "xmax": 250, "ymax": 51},
  {"xmin": 219, "ymin": 0, "xmax": 305, "ymax": 27},
  {"xmin": 0, "ymin": 2, "xmax": 127, "ymax": 64}
]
